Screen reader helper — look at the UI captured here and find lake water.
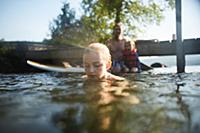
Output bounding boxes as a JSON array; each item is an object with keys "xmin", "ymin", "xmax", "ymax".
[{"xmin": 0, "ymin": 55, "xmax": 200, "ymax": 133}]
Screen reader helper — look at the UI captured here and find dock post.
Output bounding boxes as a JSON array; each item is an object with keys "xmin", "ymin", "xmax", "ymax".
[{"xmin": 176, "ymin": 0, "xmax": 185, "ymax": 73}]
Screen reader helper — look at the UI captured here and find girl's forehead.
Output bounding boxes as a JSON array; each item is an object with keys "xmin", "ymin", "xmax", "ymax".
[
  {"xmin": 84, "ymin": 51, "xmax": 99, "ymax": 56},
  {"xmin": 83, "ymin": 52, "xmax": 104, "ymax": 62}
]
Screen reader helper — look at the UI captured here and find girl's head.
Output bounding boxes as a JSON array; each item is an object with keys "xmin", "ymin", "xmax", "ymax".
[
  {"xmin": 124, "ymin": 39, "xmax": 135, "ymax": 51},
  {"xmin": 83, "ymin": 43, "xmax": 112, "ymax": 80}
]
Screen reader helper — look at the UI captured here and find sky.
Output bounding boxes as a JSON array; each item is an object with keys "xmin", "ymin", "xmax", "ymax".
[
  {"xmin": 139, "ymin": 0, "xmax": 200, "ymax": 41},
  {"xmin": 0, "ymin": 0, "xmax": 200, "ymax": 42}
]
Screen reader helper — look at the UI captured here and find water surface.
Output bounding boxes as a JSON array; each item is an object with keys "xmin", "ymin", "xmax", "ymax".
[{"xmin": 0, "ymin": 70, "xmax": 200, "ymax": 133}]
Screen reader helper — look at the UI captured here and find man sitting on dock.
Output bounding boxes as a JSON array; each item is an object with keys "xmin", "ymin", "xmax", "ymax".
[{"xmin": 106, "ymin": 22, "xmax": 128, "ymax": 74}]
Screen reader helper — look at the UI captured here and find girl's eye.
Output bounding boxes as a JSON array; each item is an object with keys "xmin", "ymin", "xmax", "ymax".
[
  {"xmin": 94, "ymin": 63, "xmax": 103, "ymax": 68},
  {"xmin": 84, "ymin": 63, "xmax": 103, "ymax": 69}
]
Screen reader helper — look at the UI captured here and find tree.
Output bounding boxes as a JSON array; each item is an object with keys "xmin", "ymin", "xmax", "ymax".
[
  {"xmin": 81, "ymin": 0, "xmax": 175, "ymax": 40},
  {"xmin": 49, "ymin": 2, "xmax": 76, "ymax": 41},
  {"xmin": 49, "ymin": 0, "xmax": 175, "ymax": 46},
  {"xmin": 49, "ymin": 2, "xmax": 99, "ymax": 46}
]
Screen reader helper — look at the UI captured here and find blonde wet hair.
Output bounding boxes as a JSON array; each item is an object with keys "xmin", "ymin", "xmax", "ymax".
[{"xmin": 83, "ymin": 43, "xmax": 111, "ymax": 63}]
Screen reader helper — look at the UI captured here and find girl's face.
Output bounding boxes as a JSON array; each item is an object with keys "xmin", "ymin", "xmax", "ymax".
[
  {"xmin": 124, "ymin": 42, "xmax": 132, "ymax": 51},
  {"xmin": 83, "ymin": 51, "xmax": 108, "ymax": 80}
]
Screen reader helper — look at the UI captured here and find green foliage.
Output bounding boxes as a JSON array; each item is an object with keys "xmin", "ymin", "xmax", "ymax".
[
  {"xmin": 49, "ymin": 2, "xmax": 76, "ymax": 40},
  {"xmin": 49, "ymin": 2, "xmax": 99, "ymax": 46},
  {"xmin": 81, "ymin": 0, "xmax": 175, "ymax": 40},
  {"xmin": 49, "ymin": 0, "xmax": 175, "ymax": 46}
]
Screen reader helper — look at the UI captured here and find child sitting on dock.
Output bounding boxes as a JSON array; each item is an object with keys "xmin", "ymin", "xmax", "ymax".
[
  {"xmin": 83, "ymin": 43, "xmax": 125, "ymax": 81},
  {"xmin": 122, "ymin": 39, "xmax": 141, "ymax": 73}
]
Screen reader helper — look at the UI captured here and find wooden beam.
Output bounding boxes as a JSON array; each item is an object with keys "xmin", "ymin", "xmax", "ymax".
[
  {"xmin": 176, "ymin": 0, "xmax": 185, "ymax": 73},
  {"xmin": 136, "ymin": 39, "xmax": 200, "ymax": 56}
]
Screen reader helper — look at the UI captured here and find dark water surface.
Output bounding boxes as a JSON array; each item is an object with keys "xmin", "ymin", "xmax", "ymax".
[{"xmin": 0, "ymin": 70, "xmax": 200, "ymax": 133}]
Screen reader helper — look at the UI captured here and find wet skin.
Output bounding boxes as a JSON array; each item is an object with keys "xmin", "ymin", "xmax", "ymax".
[{"xmin": 83, "ymin": 51, "xmax": 108, "ymax": 80}]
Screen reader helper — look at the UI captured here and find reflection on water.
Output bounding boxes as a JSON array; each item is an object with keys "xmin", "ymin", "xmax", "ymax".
[{"xmin": 0, "ymin": 71, "xmax": 200, "ymax": 133}]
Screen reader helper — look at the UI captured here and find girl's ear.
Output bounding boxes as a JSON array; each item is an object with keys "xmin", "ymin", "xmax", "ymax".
[{"xmin": 106, "ymin": 60, "xmax": 112, "ymax": 70}]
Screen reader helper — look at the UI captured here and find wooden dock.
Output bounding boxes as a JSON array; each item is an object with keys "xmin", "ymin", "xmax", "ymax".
[
  {"xmin": 0, "ymin": 39, "xmax": 200, "ymax": 73},
  {"xmin": 136, "ymin": 38, "xmax": 200, "ymax": 56}
]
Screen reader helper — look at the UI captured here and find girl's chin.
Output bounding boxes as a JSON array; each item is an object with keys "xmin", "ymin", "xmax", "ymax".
[{"xmin": 88, "ymin": 75, "xmax": 105, "ymax": 80}]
